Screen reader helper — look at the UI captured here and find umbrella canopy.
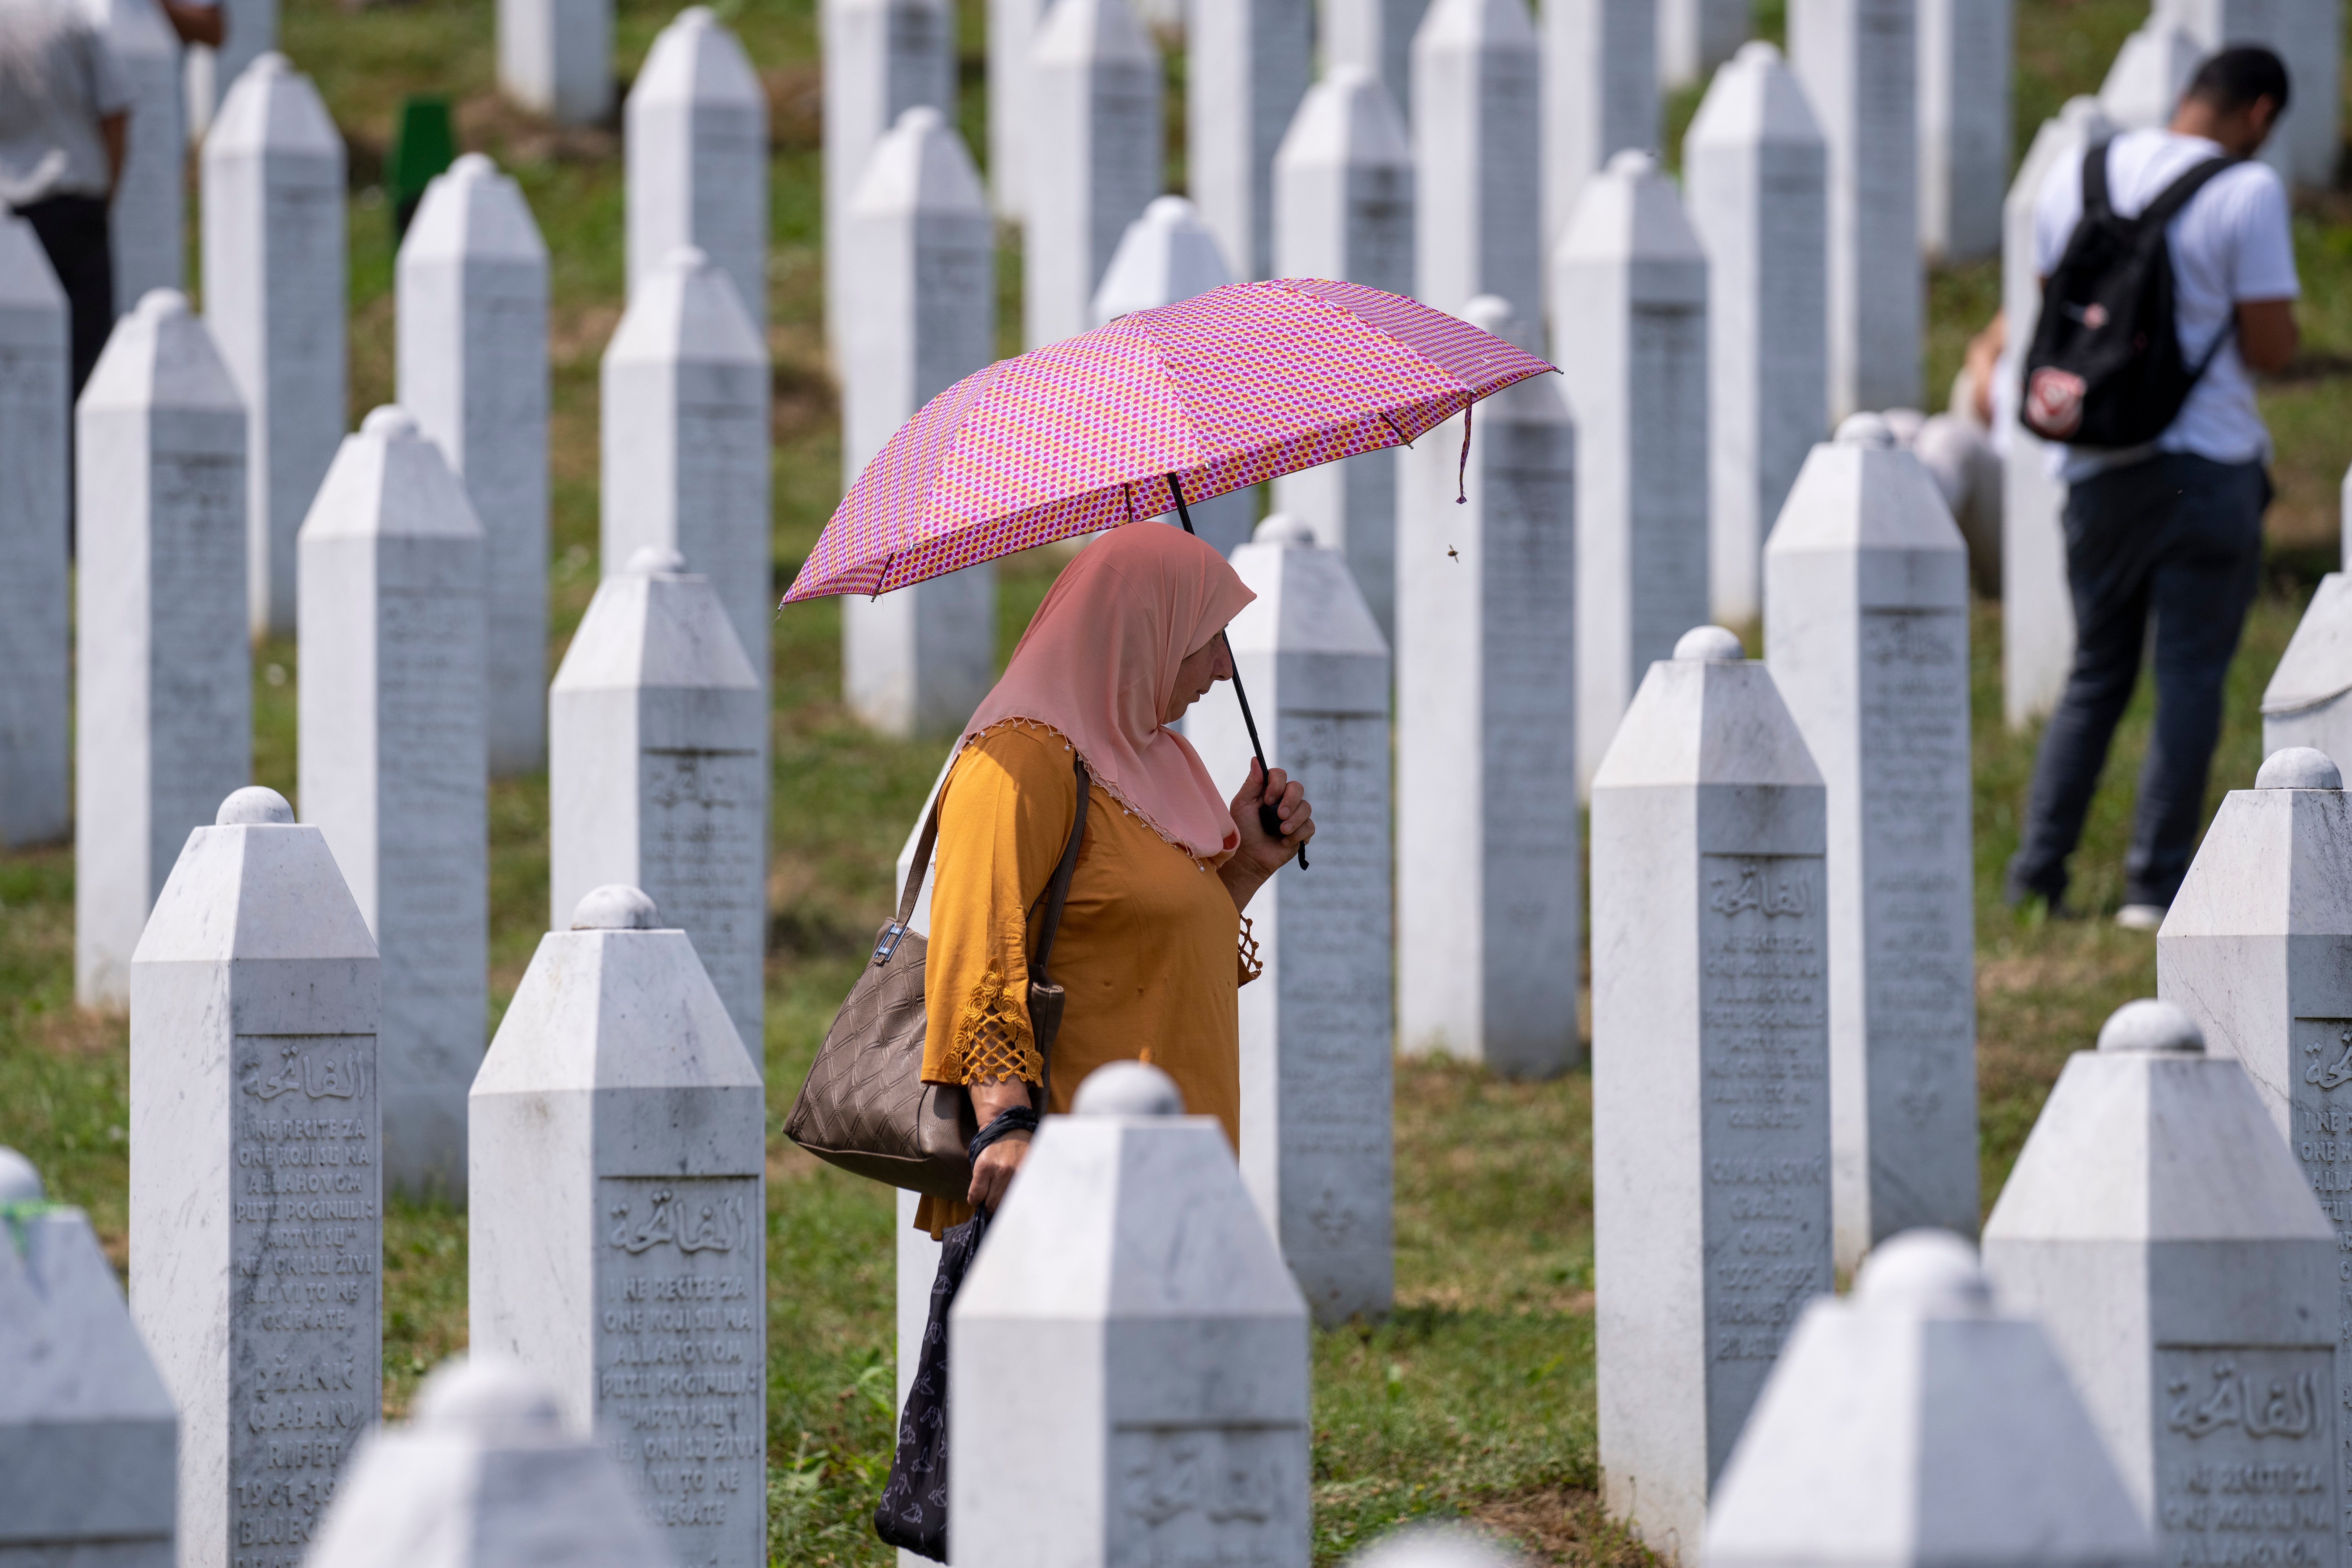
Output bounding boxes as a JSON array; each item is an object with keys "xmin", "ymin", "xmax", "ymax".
[{"xmin": 781, "ymin": 278, "xmax": 1556, "ymax": 603}]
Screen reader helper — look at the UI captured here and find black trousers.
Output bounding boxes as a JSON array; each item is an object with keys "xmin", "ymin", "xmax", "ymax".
[
  {"xmin": 2006, "ymin": 451, "xmax": 2268, "ymax": 911},
  {"xmin": 16, "ymin": 192, "xmax": 113, "ymax": 396}
]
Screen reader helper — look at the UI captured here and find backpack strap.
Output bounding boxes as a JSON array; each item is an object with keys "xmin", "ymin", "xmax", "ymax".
[
  {"xmin": 2140, "ymin": 152, "xmax": 2243, "ymax": 229},
  {"xmin": 2081, "ymin": 138, "xmax": 2115, "ymax": 223}
]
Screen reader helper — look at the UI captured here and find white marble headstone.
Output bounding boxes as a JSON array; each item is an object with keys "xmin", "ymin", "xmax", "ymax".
[
  {"xmin": 551, "ymin": 549, "xmax": 767, "ymax": 1059},
  {"xmin": 497, "ymin": 0, "xmax": 610, "ymax": 123},
  {"xmin": 1539, "ymin": 0, "xmax": 1656, "ymax": 249},
  {"xmin": 1088, "ymin": 197, "xmax": 1255, "ymax": 560},
  {"xmin": 951, "ymin": 1062, "xmax": 1311, "ymax": 1564},
  {"xmin": 1025, "ymin": 0, "xmax": 1164, "ymax": 348},
  {"xmin": 601, "ymin": 245, "xmax": 772, "ymax": 705},
  {"xmin": 1705, "ymin": 1230, "xmax": 2156, "ymax": 1568},
  {"xmin": 2000, "ymin": 98, "xmax": 2110, "ymax": 729},
  {"xmin": 75, "ymin": 289, "xmax": 250, "ymax": 1007},
  {"xmin": 1790, "ymin": 0, "xmax": 1919, "ymax": 418},
  {"xmin": 1915, "ymin": 0, "xmax": 2008, "ymax": 261},
  {"xmin": 130, "ymin": 786, "xmax": 381, "ymax": 1568},
  {"xmin": 1982, "ymin": 1001, "xmax": 2340, "ymax": 1568},
  {"xmin": 471, "ymin": 885, "xmax": 767, "ymax": 1568},
  {"xmin": 306, "ymin": 1356, "xmax": 675, "ymax": 1568},
  {"xmin": 2262, "ymin": 578, "xmax": 2352, "ymax": 770},
  {"xmin": 987, "ymin": 0, "xmax": 1047, "ymax": 218},
  {"xmin": 1270, "ymin": 66, "xmax": 1414, "ymax": 626},
  {"xmin": 1320, "ymin": 0, "xmax": 1428, "ymax": 118},
  {"xmin": 91, "ymin": 0, "xmax": 183, "ymax": 311},
  {"xmin": 0, "ymin": 216, "xmax": 67, "ymax": 849},
  {"xmin": 1592, "ymin": 625, "xmax": 1831, "ymax": 1557},
  {"xmin": 398, "ymin": 154, "xmax": 551, "ymax": 778},
  {"xmin": 1187, "ymin": 517, "xmax": 1395, "ymax": 1325},
  {"xmin": 1658, "ymin": 0, "xmax": 1746, "ymax": 88},
  {"xmin": 632, "ymin": 8, "xmax": 769, "ymax": 338},
  {"xmin": 1411, "ymin": 0, "xmax": 1542, "ymax": 319},
  {"xmin": 298, "ymin": 407, "xmax": 487, "ymax": 1202},
  {"xmin": 825, "ymin": 0, "xmax": 955, "ymax": 345},
  {"xmin": 840, "ymin": 108, "xmax": 998, "ymax": 738},
  {"xmin": 1555, "ymin": 150, "xmax": 1711, "ymax": 796},
  {"xmin": 2098, "ymin": 16, "xmax": 2199, "ymax": 131},
  {"xmin": 201, "ymin": 52, "xmax": 347, "ymax": 641},
  {"xmin": 1397, "ymin": 298, "xmax": 1577, "ymax": 1078},
  {"xmin": 1685, "ymin": 40, "xmax": 1827, "ymax": 628},
  {"xmin": 1764, "ymin": 416, "xmax": 1976, "ymax": 1270},
  {"xmin": 0, "ymin": 1154, "xmax": 178, "ymax": 1568},
  {"xmin": 2168, "ymin": 0, "xmax": 2324, "ymax": 185},
  {"xmin": 1188, "ymin": 0, "xmax": 1312, "ymax": 280},
  {"xmin": 182, "ymin": 0, "xmax": 273, "ymax": 136}
]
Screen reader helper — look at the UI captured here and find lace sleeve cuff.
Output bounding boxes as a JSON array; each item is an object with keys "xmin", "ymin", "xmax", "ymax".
[
  {"xmin": 936, "ymin": 962, "xmax": 1045, "ymax": 1086},
  {"xmin": 1236, "ymin": 915, "xmax": 1264, "ymax": 987}
]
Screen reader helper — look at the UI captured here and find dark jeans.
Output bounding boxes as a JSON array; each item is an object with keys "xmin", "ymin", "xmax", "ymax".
[
  {"xmin": 2006, "ymin": 451, "xmax": 2267, "ymax": 911},
  {"xmin": 15, "ymin": 192, "xmax": 113, "ymax": 396}
]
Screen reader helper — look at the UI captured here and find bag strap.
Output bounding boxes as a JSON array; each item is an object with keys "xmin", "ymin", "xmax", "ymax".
[
  {"xmin": 1028, "ymin": 755, "xmax": 1091, "ymax": 987},
  {"xmin": 2081, "ymin": 137, "xmax": 2114, "ymax": 222},
  {"xmin": 2139, "ymin": 152, "xmax": 2242, "ymax": 230}
]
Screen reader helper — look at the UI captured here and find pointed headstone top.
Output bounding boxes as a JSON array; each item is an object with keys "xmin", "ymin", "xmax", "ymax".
[
  {"xmin": 851, "ymin": 106, "xmax": 988, "ymax": 219},
  {"xmin": 1033, "ymin": 0, "xmax": 1157, "ymax": 70},
  {"xmin": 1072, "ymin": 1060, "xmax": 1185, "ymax": 1115},
  {"xmin": 2096, "ymin": 998, "xmax": 2203, "ymax": 1054},
  {"xmin": 550, "ymin": 557, "xmax": 762, "ymax": 693},
  {"xmin": 1413, "ymin": 0, "xmax": 1537, "ymax": 54},
  {"xmin": 636, "ymin": 5, "xmax": 763, "ymax": 105},
  {"xmin": 209, "ymin": 53, "xmax": 343, "ymax": 158},
  {"xmin": 1835, "ymin": 412, "xmax": 1896, "ymax": 447},
  {"xmin": 0, "ymin": 1147, "xmax": 41, "ymax": 1205},
  {"xmin": 1590, "ymin": 632, "xmax": 1825, "ymax": 792},
  {"xmin": 2257, "ymin": 747, "xmax": 2344, "ymax": 790},
  {"xmin": 1091, "ymin": 196, "xmax": 1234, "ymax": 324},
  {"xmin": 299, "ymin": 405, "xmax": 485, "ymax": 543},
  {"xmin": 1275, "ymin": 64, "xmax": 1411, "ymax": 168},
  {"xmin": 400, "ymin": 154, "xmax": 548, "ymax": 264},
  {"xmin": 606, "ymin": 245, "xmax": 764, "ymax": 367},
  {"xmin": 1226, "ymin": 527, "xmax": 1390, "ymax": 665},
  {"xmin": 570, "ymin": 885, "xmax": 663, "ymax": 930},
  {"xmin": 2261, "ymin": 575, "xmax": 2352, "ymax": 716},
  {"xmin": 1687, "ymin": 38, "xmax": 1824, "ymax": 147},
  {"xmin": 132, "ymin": 799, "xmax": 378, "ymax": 965},
  {"xmin": 79, "ymin": 286, "xmax": 242, "ymax": 412},
  {"xmin": 1555, "ymin": 146, "xmax": 1707, "ymax": 271},
  {"xmin": 1764, "ymin": 429, "xmax": 1966, "ymax": 567}
]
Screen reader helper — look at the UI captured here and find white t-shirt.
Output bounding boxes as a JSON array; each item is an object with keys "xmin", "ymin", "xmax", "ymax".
[
  {"xmin": 0, "ymin": 0, "xmax": 134, "ymax": 206},
  {"xmin": 2031, "ymin": 127, "xmax": 2299, "ymax": 479}
]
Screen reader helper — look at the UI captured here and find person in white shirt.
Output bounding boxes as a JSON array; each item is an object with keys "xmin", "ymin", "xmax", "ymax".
[{"xmin": 2004, "ymin": 46, "xmax": 2299, "ymax": 930}]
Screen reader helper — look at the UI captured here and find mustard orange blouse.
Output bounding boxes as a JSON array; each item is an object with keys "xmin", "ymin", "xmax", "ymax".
[{"xmin": 916, "ymin": 721, "xmax": 1259, "ymax": 1233}]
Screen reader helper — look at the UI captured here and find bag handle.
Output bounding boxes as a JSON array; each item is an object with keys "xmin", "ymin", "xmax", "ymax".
[{"xmin": 1029, "ymin": 755, "xmax": 1090, "ymax": 987}]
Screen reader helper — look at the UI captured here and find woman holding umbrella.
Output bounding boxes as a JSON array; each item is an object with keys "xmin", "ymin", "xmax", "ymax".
[{"xmin": 911, "ymin": 521, "xmax": 1312, "ymax": 1234}]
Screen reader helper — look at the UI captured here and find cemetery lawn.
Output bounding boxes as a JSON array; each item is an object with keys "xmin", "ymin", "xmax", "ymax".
[{"xmin": 3, "ymin": 0, "xmax": 2351, "ymax": 1559}]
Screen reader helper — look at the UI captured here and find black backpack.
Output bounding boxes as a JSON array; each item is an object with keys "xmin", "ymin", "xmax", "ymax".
[{"xmin": 2019, "ymin": 140, "xmax": 2241, "ymax": 447}]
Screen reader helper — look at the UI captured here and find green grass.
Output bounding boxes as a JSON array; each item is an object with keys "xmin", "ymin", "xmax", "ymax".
[{"xmin": 7, "ymin": 0, "xmax": 2352, "ymax": 1560}]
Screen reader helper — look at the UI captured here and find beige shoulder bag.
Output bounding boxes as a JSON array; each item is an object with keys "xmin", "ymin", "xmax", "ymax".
[{"xmin": 784, "ymin": 754, "xmax": 1090, "ymax": 1197}]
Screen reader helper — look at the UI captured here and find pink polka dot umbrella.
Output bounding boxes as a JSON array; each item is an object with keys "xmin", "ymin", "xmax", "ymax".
[
  {"xmin": 779, "ymin": 278, "xmax": 1557, "ymax": 603},
  {"xmin": 780, "ymin": 278, "xmax": 1558, "ymax": 866}
]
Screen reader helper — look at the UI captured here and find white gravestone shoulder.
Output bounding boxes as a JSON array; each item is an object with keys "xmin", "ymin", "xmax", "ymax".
[
  {"xmin": 498, "ymin": 0, "xmax": 611, "ymax": 123},
  {"xmin": 92, "ymin": 0, "xmax": 183, "ymax": 311},
  {"xmin": 632, "ymin": 7, "xmax": 769, "ymax": 334},
  {"xmin": 1411, "ymin": 0, "xmax": 1542, "ymax": 320},
  {"xmin": 1025, "ymin": 0, "xmax": 1164, "ymax": 349},
  {"xmin": 1187, "ymin": 0, "xmax": 1312, "ymax": 281},
  {"xmin": 129, "ymin": 788, "xmax": 381, "ymax": 1568},
  {"xmin": 2260, "ymin": 575, "xmax": 2352, "ymax": 774},
  {"xmin": 470, "ymin": 888, "xmax": 767, "ymax": 1568},
  {"xmin": 823, "ymin": 0, "xmax": 954, "ymax": 348},
  {"xmin": 1539, "ymin": 0, "xmax": 1657, "ymax": 248},
  {"xmin": 0, "ymin": 214, "xmax": 68, "ymax": 849}
]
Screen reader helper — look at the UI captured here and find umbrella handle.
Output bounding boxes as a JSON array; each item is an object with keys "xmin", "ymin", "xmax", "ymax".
[{"xmin": 1168, "ymin": 475, "xmax": 1308, "ymax": 873}]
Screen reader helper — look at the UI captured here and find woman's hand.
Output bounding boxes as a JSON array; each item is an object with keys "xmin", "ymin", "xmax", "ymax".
[
  {"xmin": 966, "ymin": 1077, "xmax": 1034, "ymax": 1210},
  {"xmin": 1220, "ymin": 761, "xmax": 1314, "ymax": 911}
]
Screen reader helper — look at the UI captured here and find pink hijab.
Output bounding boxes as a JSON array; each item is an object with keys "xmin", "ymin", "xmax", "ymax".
[{"xmin": 960, "ymin": 522, "xmax": 1256, "ymax": 860}]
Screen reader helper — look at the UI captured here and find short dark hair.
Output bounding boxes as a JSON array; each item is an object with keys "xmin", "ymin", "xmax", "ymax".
[{"xmin": 2185, "ymin": 45, "xmax": 2292, "ymax": 116}]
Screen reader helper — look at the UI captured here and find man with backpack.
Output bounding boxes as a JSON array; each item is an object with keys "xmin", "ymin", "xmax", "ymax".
[{"xmin": 2005, "ymin": 45, "xmax": 2300, "ymax": 929}]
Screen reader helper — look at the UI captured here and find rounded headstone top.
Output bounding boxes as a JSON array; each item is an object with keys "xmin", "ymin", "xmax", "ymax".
[
  {"xmin": 217, "ymin": 786, "xmax": 294, "ymax": 826},
  {"xmin": 2258, "ymin": 747, "xmax": 2343, "ymax": 790},
  {"xmin": 448, "ymin": 151, "xmax": 496, "ymax": 180},
  {"xmin": 250, "ymin": 50, "xmax": 291, "ymax": 77},
  {"xmin": 571, "ymin": 885, "xmax": 662, "ymax": 931},
  {"xmin": 1072, "ymin": 1061, "xmax": 1185, "ymax": 1117},
  {"xmin": 1254, "ymin": 513, "xmax": 1316, "ymax": 546},
  {"xmin": 0, "ymin": 1147, "xmax": 44, "ymax": 1205},
  {"xmin": 1834, "ymin": 412, "xmax": 1898, "ymax": 449},
  {"xmin": 135, "ymin": 287, "xmax": 190, "ymax": 321},
  {"xmin": 1606, "ymin": 147, "xmax": 1656, "ymax": 179},
  {"xmin": 895, "ymin": 104, "xmax": 944, "ymax": 136},
  {"xmin": 413, "ymin": 1355, "xmax": 567, "ymax": 1441},
  {"xmin": 1348, "ymin": 1523, "xmax": 1524, "ymax": 1568},
  {"xmin": 1327, "ymin": 61, "xmax": 1374, "ymax": 87},
  {"xmin": 665, "ymin": 244, "xmax": 712, "ymax": 273},
  {"xmin": 1674, "ymin": 625, "xmax": 1745, "ymax": 662},
  {"xmin": 1461, "ymin": 294, "xmax": 1514, "ymax": 336},
  {"xmin": 361, "ymin": 406, "xmax": 420, "ymax": 441},
  {"xmin": 1878, "ymin": 407, "xmax": 1926, "ymax": 445},
  {"xmin": 1733, "ymin": 38, "xmax": 1783, "ymax": 66},
  {"xmin": 1145, "ymin": 194, "xmax": 1201, "ymax": 225},
  {"xmin": 1853, "ymin": 1229, "xmax": 1993, "ymax": 1316},
  {"xmin": 675, "ymin": 2, "xmax": 715, "ymax": 22},
  {"xmin": 2097, "ymin": 998, "xmax": 2203, "ymax": 1054},
  {"xmin": 626, "ymin": 545, "xmax": 689, "ymax": 575}
]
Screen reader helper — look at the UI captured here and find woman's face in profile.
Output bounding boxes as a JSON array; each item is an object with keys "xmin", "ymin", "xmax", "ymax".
[{"xmin": 1161, "ymin": 635, "xmax": 1233, "ymax": 725}]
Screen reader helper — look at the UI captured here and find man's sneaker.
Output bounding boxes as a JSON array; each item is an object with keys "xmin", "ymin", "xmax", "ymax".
[{"xmin": 2115, "ymin": 903, "xmax": 2167, "ymax": 931}]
